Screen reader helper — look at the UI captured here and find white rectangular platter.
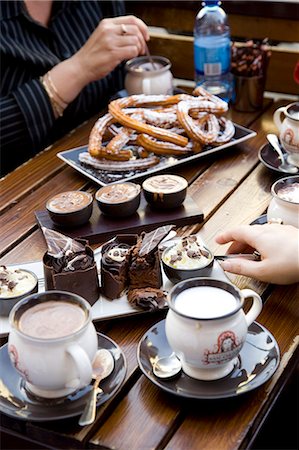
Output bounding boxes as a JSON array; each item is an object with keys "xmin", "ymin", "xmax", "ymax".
[{"xmin": 0, "ymin": 243, "xmax": 229, "ymax": 337}]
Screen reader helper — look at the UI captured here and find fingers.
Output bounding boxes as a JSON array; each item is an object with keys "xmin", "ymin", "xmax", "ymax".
[
  {"xmin": 113, "ymin": 15, "xmax": 150, "ymax": 41},
  {"xmin": 219, "ymin": 258, "xmax": 264, "ymax": 279},
  {"xmin": 116, "ymin": 25, "xmax": 147, "ymax": 54},
  {"xmin": 225, "ymin": 241, "xmax": 255, "ymax": 255},
  {"xmin": 215, "ymin": 225, "xmax": 263, "ymax": 248}
]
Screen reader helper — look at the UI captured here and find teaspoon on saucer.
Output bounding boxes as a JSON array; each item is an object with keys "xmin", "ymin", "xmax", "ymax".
[
  {"xmin": 78, "ymin": 349, "xmax": 114, "ymax": 427},
  {"xmin": 266, "ymin": 134, "xmax": 298, "ymax": 174},
  {"xmin": 153, "ymin": 353, "xmax": 182, "ymax": 379}
]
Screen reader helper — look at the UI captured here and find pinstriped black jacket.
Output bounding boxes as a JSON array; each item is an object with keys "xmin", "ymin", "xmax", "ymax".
[{"xmin": 0, "ymin": 1, "xmax": 125, "ymax": 176}]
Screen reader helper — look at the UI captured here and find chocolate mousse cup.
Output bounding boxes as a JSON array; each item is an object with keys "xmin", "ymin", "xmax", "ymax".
[
  {"xmin": 142, "ymin": 175, "xmax": 188, "ymax": 209},
  {"xmin": 46, "ymin": 191, "xmax": 93, "ymax": 228},
  {"xmin": 43, "ymin": 245, "xmax": 99, "ymax": 305},
  {"xmin": 96, "ymin": 183, "xmax": 141, "ymax": 217}
]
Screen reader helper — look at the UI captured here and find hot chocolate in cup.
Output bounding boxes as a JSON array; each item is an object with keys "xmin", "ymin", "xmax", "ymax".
[
  {"xmin": 273, "ymin": 102, "xmax": 299, "ymax": 166},
  {"xmin": 8, "ymin": 291, "xmax": 98, "ymax": 398},
  {"xmin": 165, "ymin": 278, "xmax": 263, "ymax": 380},
  {"xmin": 267, "ymin": 175, "xmax": 299, "ymax": 227},
  {"xmin": 125, "ymin": 55, "xmax": 173, "ymax": 95}
]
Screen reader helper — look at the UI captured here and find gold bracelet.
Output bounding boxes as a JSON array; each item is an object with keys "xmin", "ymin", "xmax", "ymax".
[
  {"xmin": 40, "ymin": 76, "xmax": 64, "ymax": 117},
  {"xmin": 45, "ymin": 72, "xmax": 68, "ymax": 108}
]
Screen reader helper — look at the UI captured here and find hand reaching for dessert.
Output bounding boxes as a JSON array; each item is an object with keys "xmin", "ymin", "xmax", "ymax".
[{"xmin": 215, "ymin": 224, "xmax": 299, "ymax": 284}]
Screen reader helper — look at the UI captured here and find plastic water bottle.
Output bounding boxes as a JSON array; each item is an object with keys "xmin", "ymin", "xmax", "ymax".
[{"xmin": 194, "ymin": 0, "xmax": 233, "ymax": 102}]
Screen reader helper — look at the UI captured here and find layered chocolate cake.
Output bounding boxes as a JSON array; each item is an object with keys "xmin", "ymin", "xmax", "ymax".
[
  {"xmin": 42, "ymin": 228, "xmax": 100, "ymax": 304},
  {"xmin": 100, "ymin": 235, "xmax": 137, "ymax": 299},
  {"xmin": 128, "ymin": 225, "xmax": 174, "ymax": 289}
]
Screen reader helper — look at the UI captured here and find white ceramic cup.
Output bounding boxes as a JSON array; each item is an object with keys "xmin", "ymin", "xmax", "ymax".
[
  {"xmin": 8, "ymin": 291, "xmax": 98, "ymax": 398},
  {"xmin": 125, "ymin": 56, "xmax": 173, "ymax": 95},
  {"xmin": 273, "ymin": 102, "xmax": 299, "ymax": 166},
  {"xmin": 267, "ymin": 175, "xmax": 299, "ymax": 227},
  {"xmin": 165, "ymin": 278, "xmax": 263, "ymax": 380}
]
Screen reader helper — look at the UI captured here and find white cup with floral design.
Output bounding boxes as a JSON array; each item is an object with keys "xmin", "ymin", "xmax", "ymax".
[
  {"xmin": 8, "ymin": 291, "xmax": 98, "ymax": 398},
  {"xmin": 165, "ymin": 278, "xmax": 263, "ymax": 380}
]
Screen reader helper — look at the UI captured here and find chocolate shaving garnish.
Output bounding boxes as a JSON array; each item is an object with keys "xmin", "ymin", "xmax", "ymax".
[
  {"xmin": 138, "ymin": 225, "xmax": 175, "ymax": 257},
  {"xmin": 8, "ymin": 281, "xmax": 17, "ymax": 291},
  {"xmin": 42, "ymin": 227, "xmax": 85, "ymax": 258}
]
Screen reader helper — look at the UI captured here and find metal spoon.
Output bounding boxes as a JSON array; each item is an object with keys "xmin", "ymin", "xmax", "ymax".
[
  {"xmin": 215, "ymin": 252, "xmax": 261, "ymax": 261},
  {"xmin": 78, "ymin": 349, "xmax": 114, "ymax": 426},
  {"xmin": 153, "ymin": 353, "xmax": 182, "ymax": 379},
  {"xmin": 267, "ymin": 134, "xmax": 298, "ymax": 174}
]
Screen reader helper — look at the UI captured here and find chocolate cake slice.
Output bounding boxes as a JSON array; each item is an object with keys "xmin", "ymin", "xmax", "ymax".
[
  {"xmin": 128, "ymin": 225, "xmax": 174, "ymax": 289},
  {"xmin": 101, "ymin": 234, "xmax": 137, "ymax": 299}
]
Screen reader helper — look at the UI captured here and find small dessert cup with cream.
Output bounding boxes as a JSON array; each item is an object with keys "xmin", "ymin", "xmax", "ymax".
[
  {"xmin": 0, "ymin": 266, "xmax": 38, "ymax": 316},
  {"xmin": 267, "ymin": 175, "xmax": 299, "ymax": 227},
  {"xmin": 46, "ymin": 191, "xmax": 93, "ymax": 227},
  {"xmin": 161, "ymin": 235, "xmax": 214, "ymax": 284},
  {"xmin": 95, "ymin": 182, "xmax": 141, "ymax": 217},
  {"xmin": 142, "ymin": 174, "xmax": 188, "ymax": 209}
]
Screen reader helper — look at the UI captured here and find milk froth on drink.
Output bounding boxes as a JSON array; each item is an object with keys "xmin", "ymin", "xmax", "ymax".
[
  {"xmin": 174, "ymin": 286, "xmax": 238, "ymax": 319},
  {"xmin": 18, "ymin": 301, "xmax": 86, "ymax": 339}
]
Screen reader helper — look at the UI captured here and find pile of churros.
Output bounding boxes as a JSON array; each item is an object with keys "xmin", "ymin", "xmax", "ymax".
[{"xmin": 80, "ymin": 87, "xmax": 235, "ymax": 171}]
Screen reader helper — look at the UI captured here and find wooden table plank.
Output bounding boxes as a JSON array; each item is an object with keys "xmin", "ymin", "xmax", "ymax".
[
  {"xmin": 0, "ymin": 168, "xmax": 89, "ymax": 257},
  {"xmin": 0, "ymin": 117, "xmax": 97, "ymax": 215}
]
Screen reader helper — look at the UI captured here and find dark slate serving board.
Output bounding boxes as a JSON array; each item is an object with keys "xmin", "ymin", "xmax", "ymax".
[{"xmin": 35, "ymin": 194, "xmax": 204, "ymax": 244}]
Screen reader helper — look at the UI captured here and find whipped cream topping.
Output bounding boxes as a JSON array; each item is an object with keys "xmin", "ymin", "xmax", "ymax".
[
  {"xmin": 107, "ymin": 247, "xmax": 129, "ymax": 263},
  {"xmin": 0, "ymin": 266, "xmax": 37, "ymax": 298},
  {"xmin": 163, "ymin": 236, "xmax": 212, "ymax": 270}
]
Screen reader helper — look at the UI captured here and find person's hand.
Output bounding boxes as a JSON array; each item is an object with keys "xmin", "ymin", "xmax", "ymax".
[
  {"xmin": 215, "ymin": 224, "xmax": 299, "ymax": 284},
  {"xmin": 72, "ymin": 15, "xmax": 149, "ymax": 85}
]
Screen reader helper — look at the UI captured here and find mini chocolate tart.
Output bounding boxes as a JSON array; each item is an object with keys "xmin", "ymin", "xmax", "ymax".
[
  {"xmin": 95, "ymin": 182, "xmax": 141, "ymax": 217},
  {"xmin": 142, "ymin": 174, "xmax": 188, "ymax": 209},
  {"xmin": 46, "ymin": 191, "xmax": 93, "ymax": 227},
  {"xmin": 161, "ymin": 236, "xmax": 214, "ymax": 284},
  {"xmin": 0, "ymin": 267, "xmax": 38, "ymax": 316}
]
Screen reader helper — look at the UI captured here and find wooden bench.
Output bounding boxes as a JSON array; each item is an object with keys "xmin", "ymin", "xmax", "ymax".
[{"xmin": 126, "ymin": 1, "xmax": 299, "ymax": 95}]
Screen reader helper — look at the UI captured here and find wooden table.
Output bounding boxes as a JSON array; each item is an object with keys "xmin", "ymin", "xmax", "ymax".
[{"xmin": 0, "ymin": 97, "xmax": 298, "ymax": 450}]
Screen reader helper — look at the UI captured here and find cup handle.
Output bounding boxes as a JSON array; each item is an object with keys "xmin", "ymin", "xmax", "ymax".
[
  {"xmin": 241, "ymin": 289, "xmax": 263, "ymax": 327},
  {"xmin": 273, "ymin": 106, "xmax": 286, "ymax": 132},
  {"xmin": 142, "ymin": 78, "xmax": 152, "ymax": 95},
  {"xmin": 66, "ymin": 344, "xmax": 92, "ymax": 389}
]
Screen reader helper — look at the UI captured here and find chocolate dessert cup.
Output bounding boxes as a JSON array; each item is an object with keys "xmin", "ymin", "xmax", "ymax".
[
  {"xmin": 142, "ymin": 175, "xmax": 188, "ymax": 209},
  {"xmin": 96, "ymin": 183, "xmax": 141, "ymax": 217},
  {"xmin": 101, "ymin": 234, "xmax": 137, "ymax": 299},
  {"xmin": 46, "ymin": 191, "xmax": 93, "ymax": 228},
  {"xmin": 43, "ymin": 244, "xmax": 99, "ymax": 305}
]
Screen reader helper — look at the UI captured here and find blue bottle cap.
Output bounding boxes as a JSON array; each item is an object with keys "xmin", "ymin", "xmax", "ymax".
[{"xmin": 202, "ymin": 1, "xmax": 221, "ymax": 5}]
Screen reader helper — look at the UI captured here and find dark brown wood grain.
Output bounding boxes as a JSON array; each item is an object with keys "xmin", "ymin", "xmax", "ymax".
[{"xmin": 0, "ymin": 97, "xmax": 298, "ymax": 450}]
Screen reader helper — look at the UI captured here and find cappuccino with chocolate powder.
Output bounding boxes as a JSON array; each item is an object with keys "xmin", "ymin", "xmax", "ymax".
[
  {"xmin": 96, "ymin": 183, "xmax": 140, "ymax": 204},
  {"xmin": 47, "ymin": 191, "xmax": 92, "ymax": 213},
  {"xmin": 143, "ymin": 175, "xmax": 187, "ymax": 194}
]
